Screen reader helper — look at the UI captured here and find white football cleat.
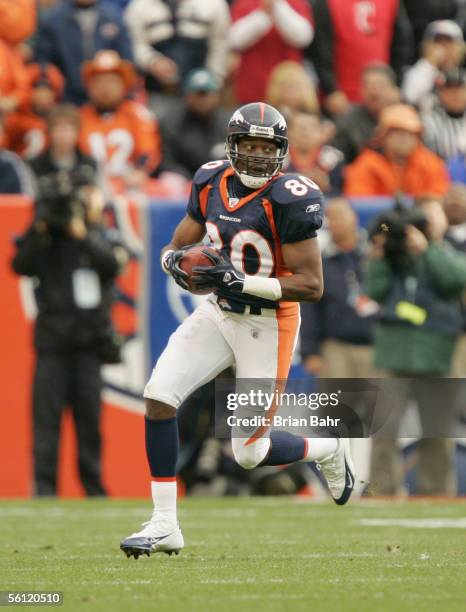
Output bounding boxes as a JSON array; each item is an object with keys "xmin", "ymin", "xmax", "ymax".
[
  {"xmin": 120, "ymin": 519, "xmax": 184, "ymax": 559},
  {"xmin": 316, "ymin": 438, "xmax": 355, "ymax": 505}
]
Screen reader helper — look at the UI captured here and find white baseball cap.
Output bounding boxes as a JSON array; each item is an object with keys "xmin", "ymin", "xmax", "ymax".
[{"xmin": 423, "ymin": 20, "xmax": 464, "ymax": 42}]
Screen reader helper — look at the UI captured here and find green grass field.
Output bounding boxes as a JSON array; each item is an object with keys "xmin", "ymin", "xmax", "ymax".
[{"xmin": 1, "ymin": 498, "xmax": 465, "ymax": 612}]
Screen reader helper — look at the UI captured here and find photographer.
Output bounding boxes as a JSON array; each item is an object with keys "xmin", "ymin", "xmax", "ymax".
[
  {"xmin": 12, "ymin": 104, "xmax": 127, "ymax": 496},
  {"xmin": 366, "ymin": 197, "xmax": 466, "ymax": 496}
]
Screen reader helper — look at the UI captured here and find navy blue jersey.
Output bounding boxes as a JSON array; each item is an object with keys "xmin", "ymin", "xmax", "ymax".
[{"xmin": 187, "ymin": 160, "xmax": 324, "ymax": 311}]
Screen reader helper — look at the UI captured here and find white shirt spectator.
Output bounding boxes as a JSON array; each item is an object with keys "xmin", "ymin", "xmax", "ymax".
[
  {"xmin": 125, "ymin": 0, "xmax": 231, "ymax": 84},
  {"xmin": 229, "ymin": 0, "xmax": 313, "ymax": 51}
]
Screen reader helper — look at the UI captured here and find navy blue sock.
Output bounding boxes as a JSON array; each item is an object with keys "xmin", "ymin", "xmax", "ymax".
[
  {"xmin": 264, "ymin": 431, "xmax": 306, "ymax": 465},
  {"xmin": 145, "ymin": 417, "xmax": 179, "ymax": 477}
]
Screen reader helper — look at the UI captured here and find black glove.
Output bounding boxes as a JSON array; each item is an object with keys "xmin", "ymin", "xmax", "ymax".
[
  {"xmin": 192, "ymin": 249, "xmax": 245, "ymax": 293},
  {"xmin": 163, "ymin": 247, "xmax": 190, "ymax": 290}
]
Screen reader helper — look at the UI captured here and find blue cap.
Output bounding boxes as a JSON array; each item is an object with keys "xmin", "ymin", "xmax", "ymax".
[{"xmin": 183, "ymin": 68, "xmax": 220, "ymax": 93}]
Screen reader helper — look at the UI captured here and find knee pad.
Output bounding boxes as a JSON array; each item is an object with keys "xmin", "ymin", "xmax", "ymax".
[{"xmin": 231, "ymin": 437, "xmax": 271, "ymax": 470}]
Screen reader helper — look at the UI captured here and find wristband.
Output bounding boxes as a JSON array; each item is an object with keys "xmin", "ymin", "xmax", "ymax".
[
  {"xmin": 242, "ymin": 275, "xmax": 282, "ymax": 301},
  {"xmin": 161, "ymin": 249, "xmax": 174, "ymax": 274}
]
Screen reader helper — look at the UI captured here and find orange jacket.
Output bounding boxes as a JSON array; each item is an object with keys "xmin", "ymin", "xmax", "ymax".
[
  {"xmin": 4, "ymin": 111, "xmax": 47, "ymax": 160},
  {"xmin": 0, "ymin": 41, "xmax": 29, "ymax": 108},
  {"xmin": 0, "ymin": 0, "xmax": 36, "ymax": 45},
  {"xmin": 344, "ymin": 144, "xmax": 450, "ymax": 198},
  {"xmin": 79, "ymin": 100, "xmax": 162, "ymax": 177}
]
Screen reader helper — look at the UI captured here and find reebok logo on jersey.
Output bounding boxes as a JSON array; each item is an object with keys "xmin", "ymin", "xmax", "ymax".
[
  {"xmin": 306, "ymin": 203, "xmax": 320, "ymax": 213},
  {"xmin": 219, "ymin": 214, "xmax": 241, "ymax": 223}
]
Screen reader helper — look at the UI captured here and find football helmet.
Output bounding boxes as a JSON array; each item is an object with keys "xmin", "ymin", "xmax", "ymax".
[{"xmin": 225, "ymin": 102, "xmax": 288, "ymax": 189}]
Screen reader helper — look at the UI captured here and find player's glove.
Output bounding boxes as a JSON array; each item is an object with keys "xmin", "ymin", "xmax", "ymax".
[
  {"xmin": 161, "ymin": 247, "xmax": 190, "ymax": 290},
  {"xmin": 192, "ymin": 249, "xmax": 245, "ymax": 293}
]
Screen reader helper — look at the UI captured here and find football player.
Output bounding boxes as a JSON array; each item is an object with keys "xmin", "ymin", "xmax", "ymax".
[
  {"xmin": 120, "ymin": 103, "xmax": 355, "ymax": 559},
  {"xmin": 79, "ymin": 51, "xmax": 162, "ymax": 186}
]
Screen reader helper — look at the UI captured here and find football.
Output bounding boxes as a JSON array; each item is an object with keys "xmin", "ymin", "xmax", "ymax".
[{"xmin": 179, "ymin": 245, "xmax": 220, "ymax": 295}]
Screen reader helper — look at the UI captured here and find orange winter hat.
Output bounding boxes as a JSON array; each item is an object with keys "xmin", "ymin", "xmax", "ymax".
[
  {"xmin": 377, "ymin": 104, "xmax": 423, "ymax": 137},
  {"xmin": 27, "ymin": 63, "xmax": 65, "ymax": 99},
  {"xmin": 82, "ymin": 50, "xmax": 137, "ymax": 91}
]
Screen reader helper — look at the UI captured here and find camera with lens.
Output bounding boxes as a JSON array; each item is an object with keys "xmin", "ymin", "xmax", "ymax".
[
  {"xmin": 368, "ymin": 198, "xmax": 429, "ymax": 269},
  {"xmin": 35, "ymin": 172, "xmax": 87, "ymax": 232}
]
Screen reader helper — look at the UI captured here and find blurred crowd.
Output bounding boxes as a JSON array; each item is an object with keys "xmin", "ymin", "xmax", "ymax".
[
  {"xmin": 2, "ymin": 0, "xmax": 466, "ymax": 197},
  {"xmin": 5, "ymin": 0, "xmax": 466, "ymax": 498}
]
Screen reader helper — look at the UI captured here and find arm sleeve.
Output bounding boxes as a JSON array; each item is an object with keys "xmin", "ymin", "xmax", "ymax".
[
  {"xmin": 113, "ymin": 12, "xmax": 134, "ymax": 61},
  {"xmin": 124, "ymin": 1, "xmax": 161, "ymax": 70},
  {"xmin": 364, "ymin": 258, "xmax": 393, "ymax": 302},
  {"xmin": 273, "ymin": 193, "xmax": 324, "ymax": 244},
  {"xmin": 205, "ymin": 0, "xmax": 231, "ymax": 81},
  {"xmin": 422, "ymin": 243, "xmax": 466, "ymax": 295},
  {"xmin": 401, "ymin": 59, "xmax": 439, "ymax": 106},
  {"xmin": 273, "ymin": 0, "xmax": 313, "ymax": 48},
  {"xmin": 299, "ymin": 301, "xmax": 323, "ymax": 359},
  {"xmin": 81, "ymin": 230, "xmax": 121, "ymax": 279},
  {"xmin": 35, "ymin": 16, "xmax": 59, "ymax": 66},
  {"xmin": 307, "ymin": 0, "xmax": 336, "ymax": 95},
  {"xmin": 331, "ymin": 117, "xmax": 356, "ymax": 162},
  {"xmin": 389, "ymin": 0, "xmax": 414, "ymax": 83},
  {"xmin": 186, "ymin": 179, "xmax": 206, "ymax": 225},
  {"xmin": 11, "ymin": 227, "xmax": 49, "ymax": 277},
  {"xmin": 229, "ymin": 10, "xmax": 272, "ymax": 51}
]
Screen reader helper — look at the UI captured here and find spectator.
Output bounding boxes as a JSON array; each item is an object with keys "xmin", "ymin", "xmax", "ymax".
[
  {"xmin": 286, "ymin": 110, "xmax": 343, "ymax": 194},
  {"xmin": 403, "ymin": 0, "xmax": 465, "ymax": 60},
  {"xmin": 443, "ymin": 184, "xmax": 466, "ymax": 378},
  {"xmin": 300, "ymin": 198, "xmax": 378, "ymax": 378},
  {"xmin": 366, "ymin": 196, "xmax": 466, "ymax": 495},
  {"xmin": 230, "ymin": 0, "xmax": 313, "ymax": 105},
  {"xmin": 402, "ymin": 20, "xmax": 466, "ymax": 112},
  {"xmin": 4, "ymin": 63, "xmax": 65, "ymax": 160},
  {"xmin": 422, "ymin": 68, "xmax": 466, "ymax": 160},
  {"xmin": 265, "ymin": 61, "xmax": 319, "ymax": 118},
  {"xmin": 308, "ymin": 0, "xmax": 413, "ymax": 117},
  {"xmin": 332, "ymin": 63, "xmax": 400, "ymax": 164},
  {"xmin": 160, "ymin": 68, "xmax": 230, "ymax": 180},
  {"xmin": 13, "ymin": 103, "xmax": 127, "ymax": 496},
  {"xmin": 22, "ymin": 1, "xmax": 63, "ymax": 62},
  {"xmin": 0, "ymin": 115, "xmax": 34, "ymax": 195},
  {"xmin": 79, "ymin": 50, "xmax": 162, "ymax": 186},
  {"xmin": 0, "ymin": 0, "xmax": 36, "ymax": 46},
  {"xmin": 125, "ymin": 0, "xmax": 230, "ymax": 118},
  {"xmin": 0, "ymin": 40, "xmax": 30, "ymax": 114},
  {"xmin": 36, "ymin": 0, "xmax": 133, "ymax": 105},
  {"xmin": 29, "ymin": 104, "xmax": 98, "ymax": 194},
  {"xmin": 344, "ymin": 104, "xmax": 450, "ymax": 198}
]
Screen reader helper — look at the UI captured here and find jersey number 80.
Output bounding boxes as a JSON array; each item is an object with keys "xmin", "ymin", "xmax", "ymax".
[{"xmin": 205, "ymin": 222, "xmax": 274, "ymax": 278}]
